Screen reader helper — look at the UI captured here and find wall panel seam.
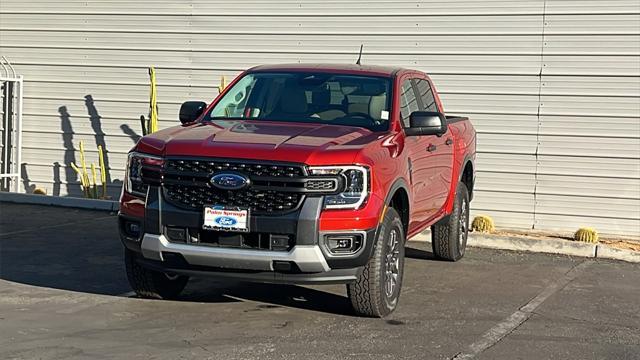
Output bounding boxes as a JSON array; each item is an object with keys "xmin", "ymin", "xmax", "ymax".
[{"xmin": 532, "ymin": 0, "xmax": 547, "ymax": 230}]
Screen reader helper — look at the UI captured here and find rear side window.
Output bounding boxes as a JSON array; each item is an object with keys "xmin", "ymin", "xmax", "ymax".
[
  {"xmin": 399, "ymin": 80, "xmax": 419, "ymax": 128},
  {"xmin": 413, "ymin": 78, "xmax": 438, "ymax": 112}
]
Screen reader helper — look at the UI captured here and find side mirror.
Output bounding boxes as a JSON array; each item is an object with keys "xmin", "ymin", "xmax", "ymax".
[
  {"xmin": 404, "ymin": 111, "xmax": 447, "ymax": 137},
  {"xmin": 179, "ymin": 101, "xmax": 207, "ymax": 124}
]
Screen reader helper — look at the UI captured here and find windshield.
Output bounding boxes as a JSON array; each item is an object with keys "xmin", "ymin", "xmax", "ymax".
[{"xmin": 204, "ymin": 72, "xmax": 392, "ymax": 131}]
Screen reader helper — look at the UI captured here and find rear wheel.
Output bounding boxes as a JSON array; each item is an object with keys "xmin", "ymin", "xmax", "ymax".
[
  {"xmin": 347, "ymin": 207, "xmax": 405, "ymax": 317},
  {"xmin": 124, "ymin": 249, "xmax": 189, "ymax": 299},
  {"xmin": 431, "ymin": 182, "xmax": 470, "ymax": 261}
]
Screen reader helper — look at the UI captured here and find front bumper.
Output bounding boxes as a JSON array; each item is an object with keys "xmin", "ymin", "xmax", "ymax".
[
  {"xmin": 120, "ymin": 186, "xmax": 378, "ymax": 284},
  {"xmin": 135, "ymin": 234, "xmax": 360, "ymax": 284},
  {"xmin": 141, "ymin": 233, "xmax": 329, "ymax": 273}
]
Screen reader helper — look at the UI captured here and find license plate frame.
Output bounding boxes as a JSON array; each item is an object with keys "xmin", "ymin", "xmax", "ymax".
[{"xmin": 202, "ymin": 205, "xmax": 250, "ymax": 232}]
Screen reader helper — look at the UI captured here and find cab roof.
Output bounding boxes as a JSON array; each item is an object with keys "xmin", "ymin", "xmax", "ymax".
[{"xmin": 247, "ymin": 63, "xmax": 405, "ymax": 77}]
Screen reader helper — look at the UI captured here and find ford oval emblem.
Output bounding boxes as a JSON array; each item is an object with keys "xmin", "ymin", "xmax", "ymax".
[
  {"xmin": 214, "ymin": 216, "xmax": 238, "ymax": 226},
  {"xmin": 210, "ymin": 173, "xmax": 249, "ymax": 190}
]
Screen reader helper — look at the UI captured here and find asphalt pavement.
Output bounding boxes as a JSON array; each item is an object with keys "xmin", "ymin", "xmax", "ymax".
[{"xmin": 0, "ymin": 203, "xmax": 638, "ymax": 360}]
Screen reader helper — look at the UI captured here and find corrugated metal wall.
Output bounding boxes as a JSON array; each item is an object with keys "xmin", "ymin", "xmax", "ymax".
[{"xmin": 0, "ymin": 0, "xmax": 638, "ymax": 235}]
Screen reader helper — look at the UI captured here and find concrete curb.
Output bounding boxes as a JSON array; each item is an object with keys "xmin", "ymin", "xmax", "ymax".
[
  {"xmin": 468, "ymin": 233, "xmax": 597, "ymax": 258},
  {"xmin": 597, "ymin": 245, "xmax": 640, "ymax": 263},
  {"xmin": 0, "ymin": 192, "xmax": 119, "ymax": 212},
  {"xmin": 411, "ymin": 232, "xmax": 639, "ymax": 263}
]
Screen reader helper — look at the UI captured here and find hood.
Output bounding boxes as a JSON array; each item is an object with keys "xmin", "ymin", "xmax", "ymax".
[{"xmin": 135, "ymin": 120, "xmax": 383, "ymax": 165}]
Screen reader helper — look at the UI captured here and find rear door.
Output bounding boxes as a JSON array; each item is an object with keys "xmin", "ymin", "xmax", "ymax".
[
  {"xmin": 399, "ymin": 75, "xmax": 436, "ymax": 229},
  {"xmin": 413, "ymin": 77, "xmax": 454, "ymax": 216}
]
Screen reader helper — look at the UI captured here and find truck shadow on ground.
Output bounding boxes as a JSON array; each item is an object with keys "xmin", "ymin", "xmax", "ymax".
[
  {"xmin": 174, "ymin": 246, "xmax": 435, "ymax": 316},
  {"xmin": 181, "ymin": 279, "xmax": 355, "ymax": 316},
  {"xmin": 405, "ymin": 246, "xmax": 437, "ymax": 260}
]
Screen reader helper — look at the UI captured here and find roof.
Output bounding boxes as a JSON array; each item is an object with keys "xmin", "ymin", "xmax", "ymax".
[{"xmin": 247, "ymin": 63, "xmax": 405, "ymax": 77}]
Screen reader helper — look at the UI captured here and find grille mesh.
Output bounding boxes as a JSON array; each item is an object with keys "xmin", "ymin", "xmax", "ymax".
[
  {"xmin": 163, "ymin": 159, "xmax": 307, "ymax": 214},
  {"xmin": 164, "ymin": 184, "xmax": 303, "ymax": 213},
  {"xmin": 166, "ymin": 159, "xmax": 303, "ymax": 178}
]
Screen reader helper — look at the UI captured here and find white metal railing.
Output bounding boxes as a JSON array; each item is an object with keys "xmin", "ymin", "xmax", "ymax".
[{"xmin": 0, "ymin": 56, "xmax": 23, "ymax": 193}]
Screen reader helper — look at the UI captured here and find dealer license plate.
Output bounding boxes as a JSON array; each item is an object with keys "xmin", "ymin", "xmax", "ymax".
[{"xmin": 203, "ymin": 206, "xmax": 249, "ymax": 232}]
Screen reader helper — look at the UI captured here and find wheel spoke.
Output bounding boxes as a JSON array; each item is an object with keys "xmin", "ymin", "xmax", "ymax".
[
  {"xmin": 458, "ymin": 198, "xmax": 469, "ymax": 248},
  {"xmin": 384, "ymin": 228, "xmax": 402, "ymax": 298}
]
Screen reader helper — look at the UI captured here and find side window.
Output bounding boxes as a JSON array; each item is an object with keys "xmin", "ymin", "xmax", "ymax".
[
  {"xmin": 399, "ymin": 80, "xmax": 419, "ymax": 128},
  {"xmin": 414, "ymin": 79, "xmax": 438, "ymax": 112},
  {"xmin": 210, "ymin": 75, "xmax": 256, "ymax": 118}
]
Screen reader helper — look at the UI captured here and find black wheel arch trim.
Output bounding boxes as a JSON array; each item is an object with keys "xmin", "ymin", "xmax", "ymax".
[
  {"xmin": 383, "ymin": 178, "xmax": 410, "ymax": 208},
  {"xmin": 381, "ymin": 177, "xmax": 411, "ymax": 238},
  {"xmin": 458, "ymin": 155, "xmax": 475, "ymax": 201}
]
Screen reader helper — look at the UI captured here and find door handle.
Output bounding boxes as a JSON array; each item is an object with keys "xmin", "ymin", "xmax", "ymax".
[
  {"xmin": 445, "ymin": 138, "xmax": 453, "ymax": 146},
  {"xmin": 427, "ymin": 144, "xmax": 437, "ymax": 152}
]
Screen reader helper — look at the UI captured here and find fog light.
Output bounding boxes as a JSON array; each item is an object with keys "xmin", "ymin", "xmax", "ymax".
[
  {"xmin": 336, "ymin": 238, "xmax": 352, "ymax": 249},
  {"xmin": 325, "ymin": 234, "xmax": 363, "ymax": 254},
  {"xmin": 125, "ymin": 221, "xmax": 140, "ymax": 238}
]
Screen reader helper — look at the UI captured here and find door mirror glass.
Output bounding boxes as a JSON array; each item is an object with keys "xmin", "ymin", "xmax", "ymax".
[
  {"xmin": 405, "ymin": 111, "xmax": 447, "ymax": 136},
  {"xmin": 179, "ymin": 101, "xmax": 207, "ymax": 124}
]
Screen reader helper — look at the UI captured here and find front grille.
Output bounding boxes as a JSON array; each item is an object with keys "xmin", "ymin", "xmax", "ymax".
[
  {"xmin": 166, "ymin": 159, "xmax": 304, "ymax": 178},
  {"xmin": 162, "ymin": 158, "xmax": 309, "ymax": 214},
  {"xmin": 164, "ymin": 184, "xmax": 303, "ymax": 213}
]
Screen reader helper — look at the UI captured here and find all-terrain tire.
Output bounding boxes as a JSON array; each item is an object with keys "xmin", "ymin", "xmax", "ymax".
[
  {"xmin": 347, "ymin": 207, "xmax": 405, "ymax": 318},
  {"xmin": 431, "ymin": 182, "xmax": 470, "ymax": 261},
  {"xmin": 124, "ymin": 249, "xmax": 189, "ymax": 300}
]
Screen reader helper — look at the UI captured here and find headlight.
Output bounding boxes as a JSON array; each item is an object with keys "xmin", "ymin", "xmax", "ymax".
[
  {"xmin": 125, "ymin": 152, "xmax": 164, "ymax": 197},
  {"xmin": 308, "ymin": 165, "xmax": 370, "ymax": 209}
]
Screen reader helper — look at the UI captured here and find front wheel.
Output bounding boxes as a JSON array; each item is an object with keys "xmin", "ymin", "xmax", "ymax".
[
  {"xmin": 347, "ymin": 207, "xmax": 406, "ymax": 318},
  {"xmin": 124, "ymin": 249, "xmax": 189, "ymax": 300},
  {"xmin": 431, "ymin": 182, "xmax": 470, "ymax": 261}
]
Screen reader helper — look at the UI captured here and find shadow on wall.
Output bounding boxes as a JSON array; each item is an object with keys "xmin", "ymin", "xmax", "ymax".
[
  {"xmin": 85, "ymin": 95, "xmax": 112, "ymax": 183},
  {"xmin": 20, "ymin": 95, "xmax": 143, "ymax": 198},
  {"xmin": 58, "ymin": 105, "xmax": 78, "ymax": 196},
  {"xmin": 120, "ymin": 123, "xmax": 142, "ymax": 143},
  {"xmin": 20, "ymin": 163, "xmax": 36, "ymax": 194}
]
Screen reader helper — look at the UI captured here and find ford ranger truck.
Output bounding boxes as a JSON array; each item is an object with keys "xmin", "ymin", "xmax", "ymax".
[{"xmin": 119, "ymin": 64, "xmax": 476, "ymax": 317}]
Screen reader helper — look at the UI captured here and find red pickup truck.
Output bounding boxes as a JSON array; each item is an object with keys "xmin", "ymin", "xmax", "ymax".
[{"xmin": 119, "ymin": 64, "xmax": 476, "ymax": 317}]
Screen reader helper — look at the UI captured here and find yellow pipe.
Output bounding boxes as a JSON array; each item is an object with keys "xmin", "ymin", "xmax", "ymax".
[
  {"xmin": 98, "ymin": 145, "xmax": 107, "ymax": 198},
  {"xmin": 220, "ymin": 75, "xmax": 227, "ymax": 92},
  {"xmin": 79, "ymin": 141, "xmax": 91, "ymax": 198},
  {"xmin": 84, "ymin": 173, "xmax": 91, "ymax": 198},
  {"xmin": 148, "ymin": 67, "xmax": 159, "ymax": 133},
  {"xmin": 91, "ymin": 163, "xmax": 98, "ymax": 199},
  {"xmin": 70, "ymin": 162, "xmax": 88, "ymax": 198},
  {"xmin": 79, "ymin": 141, "xmax": 87, "ymax": 178},
  {"xmin": 70, "ymin": 162, "xmax": 82, "ymax": 182}
]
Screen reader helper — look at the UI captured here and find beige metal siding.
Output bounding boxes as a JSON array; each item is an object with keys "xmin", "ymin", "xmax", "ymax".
[
  {"xmin": 0, "ymin": 0, "xmax": 638, "ymax": 235},
  {"xmin": 535, "ymin": 2, "xmax": 640, "ymax": 234}
]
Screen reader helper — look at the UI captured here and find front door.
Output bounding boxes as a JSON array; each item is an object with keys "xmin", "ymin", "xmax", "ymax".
[{"xmin": 399, "ymin": 77, "xmax": 437, "ymax": 230}]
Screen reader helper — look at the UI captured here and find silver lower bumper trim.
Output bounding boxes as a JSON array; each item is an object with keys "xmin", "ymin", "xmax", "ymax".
[{"xmin": 140, "ymin": 233, "xmax": 330, "ymax": 273}]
